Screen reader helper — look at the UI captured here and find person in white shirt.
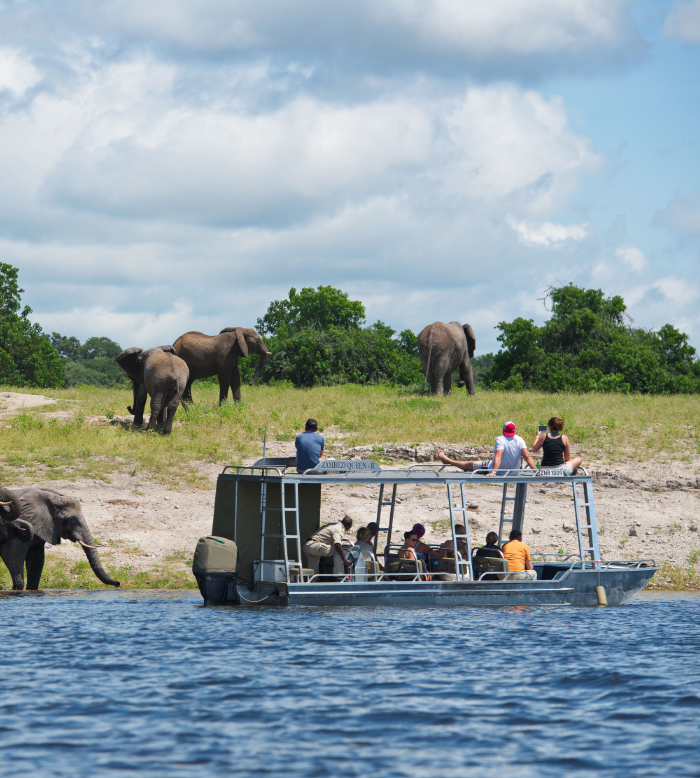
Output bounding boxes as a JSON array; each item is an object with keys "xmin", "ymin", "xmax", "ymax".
[{"xmin": 437, "ymin": 421, "xmax": 537, "ymax": 476}]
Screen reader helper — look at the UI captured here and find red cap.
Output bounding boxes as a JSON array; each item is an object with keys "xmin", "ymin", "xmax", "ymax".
[{"xmin": 503, "ymin": 421, "xmax": 516, "ymax": 437}]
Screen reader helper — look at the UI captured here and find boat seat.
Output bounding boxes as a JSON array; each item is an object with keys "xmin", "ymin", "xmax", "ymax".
[
  {"xmin": 472, "ymin": 554, "xmax": 509, "ymax": 581},
  {"xmin": 385, "ymin": 557, "xmax": 426, "ymax": 580}
]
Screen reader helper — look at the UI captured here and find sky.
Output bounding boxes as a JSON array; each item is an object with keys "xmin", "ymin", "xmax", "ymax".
[{"xmin": 1, "ymin": 0, "xmax": 699, "ymax": 353}]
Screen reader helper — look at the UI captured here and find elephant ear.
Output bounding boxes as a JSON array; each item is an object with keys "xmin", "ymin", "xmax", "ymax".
[
  {"xmin": 7, "ymin": 490, "xmax": 57, "ymax": 544},
  {"xmin": 235, "ymin": 328, "xmax": 249, "ymax": 357},
  {"xmin": 159, "ymin": 345, "xmax": 176, "ymax": 354},
  {"xmin": 115, "ymin": 348, "xmax": 144, "ymax": 381},
  {"xmin": 463, "ymin": 324, "xmax": 476, "ymax": 359}
]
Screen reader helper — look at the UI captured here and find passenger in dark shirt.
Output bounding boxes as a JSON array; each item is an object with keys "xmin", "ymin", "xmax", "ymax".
[
  {"xmin": 474, "ymin": 531, "xmax": 506, "ymax": 581},
  {"xmin": 474, "ymin": 531, "xmax": 504, "ymax": 560},
  {"xmin": 295, "ymin": 418, "xmax": 325, "ymax": 473}
]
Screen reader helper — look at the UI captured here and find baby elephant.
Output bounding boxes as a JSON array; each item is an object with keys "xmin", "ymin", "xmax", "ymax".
[{"xmin": 115, "ymin": 345, "xmax": 189, "ymax": 435}]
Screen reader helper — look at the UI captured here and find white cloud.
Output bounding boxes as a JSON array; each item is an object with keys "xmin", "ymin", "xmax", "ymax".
[
  {"xmin": 663, "ymin": 0, "xmax": 700, "ymax": 42},
  {"xmin": 615, "ymin": 245, "xmax": 647, "ymax": 272},
  {"xmin": 652, "ymin": 276, "xmax": 700, "ymax": 309},
  {"xmin": 509, "ymin": 219, "xmax": 588, "ymax": 246},
  {"xmin": 0, "ymin": 49, "xmax": 40, "ymax": 97},
  {"xmin": 654, "ymin": 191, "xmax": 700, "ymax": 234}
]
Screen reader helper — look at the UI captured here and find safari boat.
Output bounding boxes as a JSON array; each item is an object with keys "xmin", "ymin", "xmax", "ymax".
[{"xmin": 192, "ymin": 458, "xmax": 656, "ymax": 607}]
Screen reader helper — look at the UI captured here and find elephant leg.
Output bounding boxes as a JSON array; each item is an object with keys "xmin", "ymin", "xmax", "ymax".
[
  {"xmin": 163, "ymin": 399, "xmax": 179, "ymax": 435},
  {"xmin": 218, "ymin": 370, "xmax": 231, "ymax": 404},
  {"xmin": 148, "ymin": 394, "xmax": 163, "ymax": 431},
  {"xmin": 432, "ymin": 354, "xmax": 451, "ymax": 397},
  {"xmin": 2, "ymin": 539, "xmax": 28, "ymax": 590},
  {"xmin": 231, "ymin": 362, "xmax": 242, "ymax": 402},
  {"xmin": 459, "ymin": 358, "xmax": 476, "ymax": 395},
  {"xmin": 443, "ymin": 372, "xmax": 453, "ymax": 396},
  {"xmin": 182, "ymin": 380, "xmax": 194, "ymax": 404},
  {"xmin": 133, "ymin": 383, "xmax": 147, "ymax": 426},
  {"xmin": 159, "ymin": 405, "xmax": 167, "ymax": 425},
  {"xmin": 25, "ymin": 543, "xmax": 45, "ymax": 590}
]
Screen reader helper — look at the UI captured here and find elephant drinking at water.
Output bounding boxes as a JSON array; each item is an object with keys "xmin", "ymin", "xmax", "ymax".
[
  {"xmin": 0, "ymin": 486, "xmax": 120, "ymax": 590},
  {"xmin": 173, "ymin": 327, "xmax": 269, "ymax": 404},
  {"xmin": 418, "ymin": 321, "xmax": 476, "ymax": 396}
]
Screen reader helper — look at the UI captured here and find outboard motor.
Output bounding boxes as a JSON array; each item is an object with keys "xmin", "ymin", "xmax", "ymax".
[{"xmin": 192, "ymin": 536, "xmax": 238, "ymax": 604}]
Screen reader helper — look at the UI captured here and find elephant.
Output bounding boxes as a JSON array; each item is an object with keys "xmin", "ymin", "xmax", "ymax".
[
  {"xmin": 418, "ymin": 321, "xmax": 476, "ymax": 396},
  {"xmin": 0, "ymin": 486, "xmax": 120, "ymax": 590},
  {"xmin": 114, "ymin": 345, "xmax": 189, "ymax": 434},
  {"xmin": 173, "ymin": 327, "xmax": 269, "ymax": 404}
]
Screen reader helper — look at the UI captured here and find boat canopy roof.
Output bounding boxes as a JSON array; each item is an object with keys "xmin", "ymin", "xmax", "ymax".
[{"xmin": 220, "ymin": 458, "xmax": 592, "ymax": 486}]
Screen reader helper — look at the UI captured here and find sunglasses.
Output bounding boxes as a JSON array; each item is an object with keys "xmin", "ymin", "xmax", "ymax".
[{"xmin": 408, "ymin": 537, "xmax": 418, "ymax": 543}]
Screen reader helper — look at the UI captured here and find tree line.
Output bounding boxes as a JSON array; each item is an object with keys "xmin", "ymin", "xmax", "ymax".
[{"xmin": 1, "ymin": 262, "xmax": 698, "ymax": 393}]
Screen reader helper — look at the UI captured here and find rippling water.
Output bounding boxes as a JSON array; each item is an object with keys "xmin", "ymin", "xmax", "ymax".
[{"xmin": 0, "ymin": 590, "xmax": 698, "ymax": 777}]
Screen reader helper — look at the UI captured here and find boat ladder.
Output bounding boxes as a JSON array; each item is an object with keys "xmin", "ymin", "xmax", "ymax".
[
  {"xmin": 373, "ymin": 484, "xmax": 397, "ymax": 565},
  {"xmin": 260, "ymin": 480, "xmax": 305, "ymax": 583},
  {"xmin": 446, "ymin": 482, "xmax": 473, "ymax": 581},
  {"xmin": 571, "ymin": 480, "xmax": 600, "ymax": 567}
]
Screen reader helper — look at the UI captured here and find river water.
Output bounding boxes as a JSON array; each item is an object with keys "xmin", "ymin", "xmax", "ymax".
[{"xmin": 0, "ymin": 590, "xmax": 698, "ymax": 777}]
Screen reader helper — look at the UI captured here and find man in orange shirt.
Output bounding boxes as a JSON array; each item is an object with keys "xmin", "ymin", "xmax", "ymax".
[{"xmin": 501, "ymin": 530, "xmax": 537, "ymax": 580}]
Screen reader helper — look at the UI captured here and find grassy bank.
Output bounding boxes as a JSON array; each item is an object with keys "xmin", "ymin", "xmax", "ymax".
[
  {"xmin": 0, "ymin": 549, "xmax": 198, "ymax": 590},
  {"xmin": 1, "ymin": 383, "xmax": 698, "ymax": 487}
]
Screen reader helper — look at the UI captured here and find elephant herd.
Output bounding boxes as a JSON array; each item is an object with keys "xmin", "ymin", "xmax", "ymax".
[
  {"xmin": 112, "ymin": 320, "xmax": 475, "ymax": 434},
  {"xmin": 114, "ymin": 327, "xmax": 270, "ymax": 434}
]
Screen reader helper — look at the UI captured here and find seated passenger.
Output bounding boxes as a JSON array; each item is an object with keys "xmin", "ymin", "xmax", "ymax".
[
  {"xmin": 440, "ymin": 524, "xmax": 469, "ymax": 558},
  {"xmin": 437, "ymin": 421, "xmax": 537, "ymax": 476},
  {"xmin": 411, "ymin": 522, "xmax": 448, "ymax": 565},
  {"xmin": 473, "ymin": 532, "xmax": 506, "ymax": 580},
  {"xmin": 532, "ymin": 417, "xmax": 582, "ymax": 475},
  {"xmin": 365, "ymin": 521, "xmax": 379, "ymax": 550},
  {"xmin": 474, "ymin": 531, "xmax": 504, "ymax": 561},
  {"xmin": 303, "ymin": 515, "xmax": 353, "ymax": 577},
  {"xmin": 399, "ymin": 531, "xmax": 431, "ymax": 580},
  {"xmin": 501, "ymin": 530, "xmax": 537, "ymax": 580}
]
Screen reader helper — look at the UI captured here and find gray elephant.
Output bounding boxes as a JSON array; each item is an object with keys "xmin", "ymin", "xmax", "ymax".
[
  {"xmin": 0, "ymin": 503, "xmax": 35, "ymax": 581},
  {"xmin": 418, "ymin": 321, "xmax": 476, "ymax": 396},
  {"xmin": 0, "ymin": 486, "xmax": 120, "ymax": 590},
  {"xmin": 173, "ymin": 327, "xmax": 269, "ymax": 404},
  {"xmin": 114, "ymin": 345, "xmax": 189, "ymax": 434}
]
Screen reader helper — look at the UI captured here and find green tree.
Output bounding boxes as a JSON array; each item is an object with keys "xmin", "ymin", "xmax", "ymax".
[
  {"xmin": 80, "ymin": 336, "xmax": 122, "ymax": 360},
  {"xmin": 256, "ymin": 286, "xmax": 365, "ymax": 336},
  {"xmin": 0, "ymin": 264, "xmax": 64, "ymax": 388},
  {"xmin": 51, "ymin": 333, "xmax": 81, "ymax": 359},
  {"xmin": 483, "ymin": 284, "xmax": 700, "ymax": 394}
]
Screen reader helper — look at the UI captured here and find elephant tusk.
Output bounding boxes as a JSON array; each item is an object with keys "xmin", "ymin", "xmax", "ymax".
[
  {"xmin": 77, "ymin": 540, "xmax": 96, "ymax": 549},
  {"xmin": 0, "ymin": 500, "xmax": 12, "ymax": 506}
]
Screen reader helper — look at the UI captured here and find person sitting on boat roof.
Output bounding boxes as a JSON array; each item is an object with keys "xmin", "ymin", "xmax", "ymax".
[
  {"xmin": 437, "ymin": 421, "xmax": 537, "ymax": 476},
  {"xmin": 501, "ymin": 530, "xmax": 537, "ymax": 580},
  {"xmin": 532, "ymin": 417, "xmax": 583, "ymax": 476},
  {"xmin": 295, "ymin": 418, "xmax": 324, "ymax": 473},
  {"xmin": 303, "ymin": 516, "xmax": 353, "ymax": 577}
]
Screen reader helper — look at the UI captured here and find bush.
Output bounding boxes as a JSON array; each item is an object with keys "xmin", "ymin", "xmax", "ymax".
[{"xmin": 483, "ymin": 284, "xmax": 700, "ymax": 394}]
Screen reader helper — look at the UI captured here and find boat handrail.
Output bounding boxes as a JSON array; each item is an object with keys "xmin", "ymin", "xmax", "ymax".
[{"xmin": 222, "ymin": 464, "xmax": 286, "ymax": 477}]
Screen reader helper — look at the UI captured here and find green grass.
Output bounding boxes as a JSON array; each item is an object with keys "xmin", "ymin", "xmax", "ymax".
[
  {"xmin": 1, "ymin": 383, "xmax": 699, "ymax": 488},
  {"xmin": 0, "ymin": 551, "xmax": 198, "ymax": 590}
]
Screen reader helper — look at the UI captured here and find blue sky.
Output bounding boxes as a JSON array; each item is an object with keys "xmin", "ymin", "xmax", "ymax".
[{"xmin": 1, "ymin": 0, "xmax": 699, "ymax": 353}]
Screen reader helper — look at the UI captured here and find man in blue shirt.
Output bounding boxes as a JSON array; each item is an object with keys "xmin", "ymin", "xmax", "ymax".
[{"xmin": 295, "ymin": 418, "xmax": 325, "ymax": 473}]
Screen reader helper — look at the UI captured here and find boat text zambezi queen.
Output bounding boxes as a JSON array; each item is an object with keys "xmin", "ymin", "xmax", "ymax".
[{"xmin": 192, "ymin": 457, "xmax": 656, "ymax": 607}]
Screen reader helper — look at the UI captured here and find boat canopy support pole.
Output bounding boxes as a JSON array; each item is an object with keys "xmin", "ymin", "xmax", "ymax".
[{"xmin": 498, "ymin": 483, "xmax": 528, "ymax": 545}]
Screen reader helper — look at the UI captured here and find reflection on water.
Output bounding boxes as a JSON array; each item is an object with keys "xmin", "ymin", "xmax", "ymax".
[{"xmin": 0, "ymin": 590, "xmax": 699, "ymax": 777}]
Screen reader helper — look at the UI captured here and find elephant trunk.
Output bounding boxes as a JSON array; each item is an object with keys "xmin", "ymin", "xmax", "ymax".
[
  {"xmin": 77, "ymin": 532, "xmax": 120, "ymax": 587},
  {"xmin": 249, "ymin": 347, "xmax": 269, "ymax": 386}
]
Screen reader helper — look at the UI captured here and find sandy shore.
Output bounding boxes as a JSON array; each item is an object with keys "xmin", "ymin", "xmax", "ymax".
[{"xmin": 30, "ymin": 444, "xmax": 699, "ymax": 575}]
